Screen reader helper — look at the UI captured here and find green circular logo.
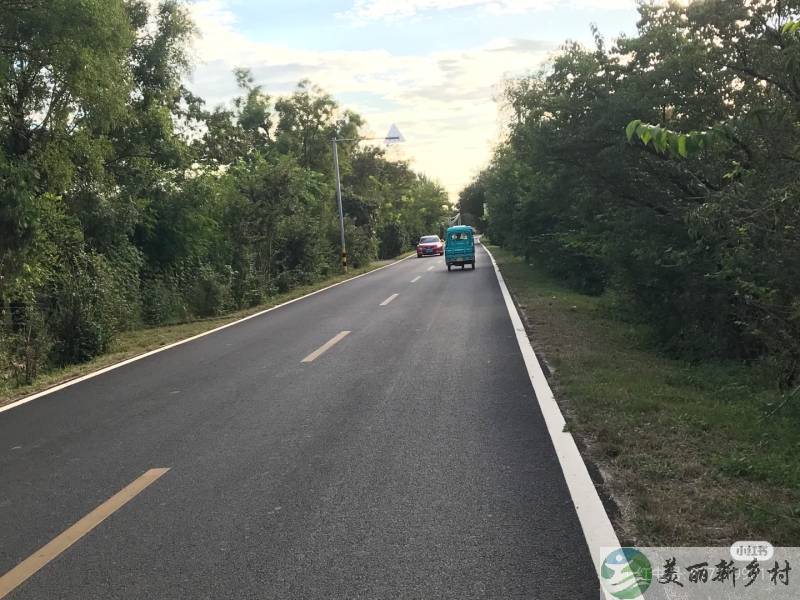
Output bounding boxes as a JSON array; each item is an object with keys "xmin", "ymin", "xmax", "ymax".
[{"xmin": 600, "ymin": 548, "xmax": 653, "ymax": 599}]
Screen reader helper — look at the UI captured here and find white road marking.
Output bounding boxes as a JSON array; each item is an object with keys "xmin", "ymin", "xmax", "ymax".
[
  {"xmin": 410, "ymin": 276, "xmax": 421, "ymax": 283},
  {"xmin": 380, "ymin": 294, "xmax": 399, "ymax": 306},
  {"xmin": 427, "ymin": 266, "xmax": 435, "ymax": 271},
  {"xmin": 301, "ymin": 331, "xmax": 351, "ymax": 363},
  {"xmin": 483, "ymin": 245, "xmax": 619, "ymax": 597},
  {"xmin": 0, "ymin": 254, "xmax": 415, "ymax": 415}
]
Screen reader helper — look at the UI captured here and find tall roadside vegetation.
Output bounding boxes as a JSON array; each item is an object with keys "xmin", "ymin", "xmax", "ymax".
[
  {"xmin": 465, "ymin": 0, "xmax": 800, "ymax": 386},
  {"xmin": 0, "ymin": 0, "xmax": 448, "ymax": 386}
]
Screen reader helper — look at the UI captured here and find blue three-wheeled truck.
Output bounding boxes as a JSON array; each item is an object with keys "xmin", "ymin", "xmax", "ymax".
[{"xmin": 444, "ymin": 225, "xmax": 475, "ymax": 271}]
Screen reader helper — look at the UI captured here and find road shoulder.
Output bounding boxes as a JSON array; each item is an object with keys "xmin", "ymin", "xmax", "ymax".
[
  {"xmin": 483, "ymin": 244, "xmax": 619, "ymax": 584},
  {"xmin": 487, "ymin": 244, "xmax": 800, "ymax": 547}
]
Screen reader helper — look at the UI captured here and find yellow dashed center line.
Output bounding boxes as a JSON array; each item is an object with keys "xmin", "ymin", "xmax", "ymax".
[{"xmin": 0, "ymin": 468, "xmax": 170, "ymax": 599}]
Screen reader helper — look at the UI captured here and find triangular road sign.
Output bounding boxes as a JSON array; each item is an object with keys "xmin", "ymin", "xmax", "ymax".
[{"xmin": 385, "ymin": 124, "xmax": 405, "ymax": 145}]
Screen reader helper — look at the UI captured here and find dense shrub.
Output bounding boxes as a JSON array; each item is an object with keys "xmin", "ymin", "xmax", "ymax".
[
  {"xmin": 141, "ymin": 273, "xmax": 190, "ymax": 326},
  {"xmin": 187, "ymin": 264, "xmax": 234, "ymax": 318},
  {"xmin": 378, "ymin": 221, "xmax": 408, "ymax": 259},
  {"xmin": 341, "ymin": 219, "xmax": 378, "ymax": 269},
  {"xmin": 468, "ymin": 1, "xmax": 800, "ymax": 383},
  {"xmin": 45, "ymin": 250, "xmax": 123, "ymax": 365},
  {"xmin": 0, "ymin": 310, "xmax": 50, "ymax": 385}
]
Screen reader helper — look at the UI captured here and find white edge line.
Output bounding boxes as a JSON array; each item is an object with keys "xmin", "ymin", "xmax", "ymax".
[
  {"xmin": 483, "ymin": 245, "xmax": 620, "ymax": 595},
  {"xmin": 0, "ymin": 254, "xmax": 414, "ymax": 415},
  {"xmin": 379, "ymin": 293, "xmax": 399, "ymax": 306}
]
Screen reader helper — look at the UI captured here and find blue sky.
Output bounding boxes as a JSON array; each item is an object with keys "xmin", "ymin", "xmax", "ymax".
[
  {"xmin": 228, "ymin": 0, "xmax": 637, "ymax": 54},
  {"xmin": 186, "ymin": 0, "xmax": 641, "ymax": 199}
]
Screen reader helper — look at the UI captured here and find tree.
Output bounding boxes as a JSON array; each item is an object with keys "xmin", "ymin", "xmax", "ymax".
[
  {"xmin": 0, "ymin": 1, "xmax": 448, "ymax": 386},
  {"xmin": 0, "ymin": 0, "xmax": 133, "ymax": 296},
  {"xmin": 470, "ymin": 0, "xmax": 800, "ymax": 382},
  {"xmin": 274, "ymin": 80, "xmax": 362, "ymax": 172}
]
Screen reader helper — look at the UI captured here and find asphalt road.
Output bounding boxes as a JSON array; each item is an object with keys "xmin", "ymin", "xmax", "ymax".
[{"xmin": 0, "ymin": 245, "xmax": 600, "ymax": 599}]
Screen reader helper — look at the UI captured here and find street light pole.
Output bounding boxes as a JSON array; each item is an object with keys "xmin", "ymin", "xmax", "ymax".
[
  {"xmin": 332, "ymin": 139, "xmax": 347, "ymax": 271},
  {"xmin": 331, "ymin": 126, "xmax": 403, "ymax": 273}
]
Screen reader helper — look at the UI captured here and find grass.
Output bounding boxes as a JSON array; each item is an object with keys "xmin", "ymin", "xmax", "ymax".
[
  {"xmin": 488, "ymin": 244, "xmax": 800, "ymax": 546},
  {"xmin": 0, "ymin": 256, "xmax": 409, "ymax": 408}
]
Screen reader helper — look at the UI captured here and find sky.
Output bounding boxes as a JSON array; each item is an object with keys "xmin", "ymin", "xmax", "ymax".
[{"xmin": 184, "ymin": 0, "xmax": 641, "ymax": 201}]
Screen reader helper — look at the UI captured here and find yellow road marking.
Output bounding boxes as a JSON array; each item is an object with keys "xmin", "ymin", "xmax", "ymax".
[
  {"xmin": 379, "ymin": 294, "xmax": 399, "ymax": 306},
  {"xmin": 410, "ymin": 276, "xmax": 421, "ymax": 283},
  {"xmin": 301, "ymin": 331, "xmax": 351, "ymax": 363},
  {"xmin": 0, "ymin": 468, "xmax": 170, "ymax": 599}
]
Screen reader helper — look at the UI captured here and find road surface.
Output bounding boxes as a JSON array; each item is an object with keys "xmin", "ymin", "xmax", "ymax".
[{"xmin": 0, "ymin": 245, "xmax": 600, "ymax": 599}]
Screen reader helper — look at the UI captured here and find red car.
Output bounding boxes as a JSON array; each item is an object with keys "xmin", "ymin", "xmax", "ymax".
[{"xmin": 417, "ymin": 235, "xmax": 444, "ymax": 257}]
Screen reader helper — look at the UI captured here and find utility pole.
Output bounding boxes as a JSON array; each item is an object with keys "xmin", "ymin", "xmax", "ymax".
[
  {"xmin": 331, "ymin": 125, "xmax": 404, "ymax": 273},
  {"xmin": 332, "ymin": 139, "xmax": 347, "ymax": 271}
]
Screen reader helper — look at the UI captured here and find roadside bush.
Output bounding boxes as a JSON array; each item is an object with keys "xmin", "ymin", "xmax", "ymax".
[
  {"xmin": 141, "ymin": 273, "xmax": 190, "ymax": 325},
  {"xmin": 272, "ymin": 269, "xmax": 307, "ymax": 294},
  {"xmin": 0, "ymin": 311, "xmax": 51, "ymax": 385},
  {"xmin": 237, "ymin": 272, "xmax": 265, "ymax": 308},
  {"xmin": 45, "ymin": 250, "xmax": 121, "ymax": 366},
  {"xmin": 341, "ymin": 219, "xmax": 377, "ymax": 269},
  {"xmin": 187, "ymin": 263, "xmax": 234, "ymax": 318},
  {"xmin": 378, "ymin": 221, "xmax": 408, "ymax": 259},
  {"xmin": 105, "ymin": 244, "xmax": 144, "ymax": 329},
  {"xmin": 275, "ymin": 212, "xmax": 331, "ymax": 281},
  {"xmin": 527, "ymin": 234, "xmax": 607, "ymax": 296}
]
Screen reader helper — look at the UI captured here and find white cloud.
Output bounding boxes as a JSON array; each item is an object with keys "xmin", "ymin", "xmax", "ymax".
[
  {"xmin": 185, "ymin": 0, "xmax": 558, "ymax": 200},
  {"xmin": 341, "ymin": 0, "xmax": 633, "ymax": 23}
]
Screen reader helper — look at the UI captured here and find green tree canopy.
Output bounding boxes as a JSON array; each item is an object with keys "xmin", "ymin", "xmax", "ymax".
[{"xmin": 471, "ymin": 0, "xmax": 800, "ymax": 383}]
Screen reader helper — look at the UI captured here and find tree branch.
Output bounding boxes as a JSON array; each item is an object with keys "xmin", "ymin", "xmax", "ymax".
[{"xmin": 725, "ymin": 62, "xmax": 800, "ymax": 101}]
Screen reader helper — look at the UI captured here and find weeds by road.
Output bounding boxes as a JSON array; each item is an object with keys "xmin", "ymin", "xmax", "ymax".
[
  {"xmin": 0, "ymin": 256, "xmax": 409, "ymax": 408},
  {"xmin": 489, "ymin": 245, "xmax": 800, "ymax": 546}
]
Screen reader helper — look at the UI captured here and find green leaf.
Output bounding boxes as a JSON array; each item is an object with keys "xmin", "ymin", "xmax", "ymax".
[
  {"xmin": 656, "ymin": 128, "xmax": 670, "ymax": 153},
  {"xmin": 651, "ymin": 126, "xmax": 662, "ymax": 150},
  {"xmin": 626, "ymin": 119, "xmax": 642, "ymax": 142},
  {"xmin": 677, "ymin": 134, "xmax": 688, "ymax": 158},
  {"xmin": 667, "ymin": 132, "xmax": 680, "ymax": 157},
  {"xmin": 637, "ymin": 124, "xmax": 653, "ymax": 146},
  {"xmin": 685, "ymin": 133, "xmax": 702, "ymax": 155},
  {"xmin": 781, "ymin": 20, "xmax": 799, "ymax": 34}
]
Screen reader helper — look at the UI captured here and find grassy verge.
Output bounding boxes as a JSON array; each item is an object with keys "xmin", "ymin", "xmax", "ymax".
[
  {"xmin": 0, "ymin": 256, "xmax": 410, "ymax": 408},
  {"xmin": 488, "ymin": 244, "xmax": 800, "ymax": 546}
]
